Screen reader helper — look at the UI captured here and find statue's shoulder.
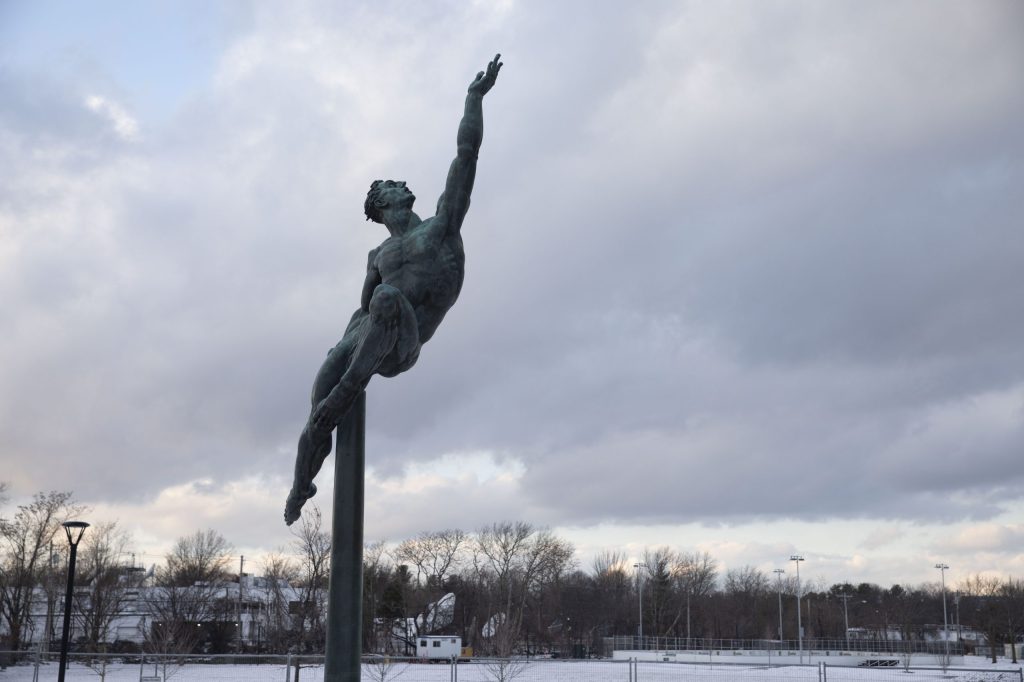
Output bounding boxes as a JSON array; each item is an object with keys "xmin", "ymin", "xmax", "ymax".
[
  {"xmin": 413, "ymin": 213, "xmax": 451, "ymax": 244},
  {"xmin": 366, "ymin": 244, "xmax": 383, "ymax": 267}
]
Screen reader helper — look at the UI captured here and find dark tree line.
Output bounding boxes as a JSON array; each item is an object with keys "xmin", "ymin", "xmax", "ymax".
[{"xmin": 2, "ymin": 488, "xmax": 1022, "ymax": 661}]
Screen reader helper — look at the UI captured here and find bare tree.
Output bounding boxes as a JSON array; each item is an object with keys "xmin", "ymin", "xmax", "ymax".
[
  {"xmin": 722, "ymin": 565, "xmax": 770, "ymax": 638},
  {"xmin": 0, "ymin": 490, "xmax": 82, "ymax": 651},
  {"xmin": 363, "ymin": 541, "xmax": 396, "ymax": 652},
  {"xmin": 364, "ymin": 652, "xmax": 410, "ymax": 682},
  {"xmin": 642, "ymin": 547, "xmax": 680, "ymax": 636},
  {"xmin": 482, "ymin": 622, "xmax": 530, "ymax": 682},
  {"xmin": 73, "ymin": 521, "xmax": 134, "ymax": 651},
  {"xmin": 590, "ymin": 551, "xmax": 633, "ymax": 642},
  {"xmin": 473, "ymin": 522, "xmax": 574, "ymax": 654},
  {"xmin": 961, "ymin": 574, "xmax": 1010, "ymax": 663},
  {"xmin": 164, "ymin": 529, "xmax": 232, "ymax": 586},
  {"xmin": 260, "ymin": 552, "xmax": 299, "ymax": 652},
  {"xmin": 1002, "ymin": 578, "xmax": 1023, "ymax": 664},
  {"xmin": 290, "ymin": 505, "xmax": 331, "ymax": 652},
  {"xmin": 474, "ymin": 521, "xmax": 534, "ymax": 650},
  {"xmin": 145, "ymin": 529, "xmax": 233, "ymax": 655},
  {"xmin": 394, "ymin": 529, "xmax": 467, "ymax": 589},
  {"xmin": 673, "ymin": 551, "xmax": 718, "ymax": 639}
]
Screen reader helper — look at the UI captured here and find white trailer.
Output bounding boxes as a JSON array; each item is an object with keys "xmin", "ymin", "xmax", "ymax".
[{"xmin": 417, "ymin": 635, "xmax": 462, "ymax": 660}]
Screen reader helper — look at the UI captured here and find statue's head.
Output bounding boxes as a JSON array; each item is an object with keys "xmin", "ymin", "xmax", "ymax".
[{"xmin": 364, "ymin": 179, "xmax": 415, "ymax": 224}]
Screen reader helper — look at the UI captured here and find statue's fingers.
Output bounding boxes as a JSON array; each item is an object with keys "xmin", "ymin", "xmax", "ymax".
[{"xmin": 476, "ymin": 71, "xmax": 485, "ymax": 80}]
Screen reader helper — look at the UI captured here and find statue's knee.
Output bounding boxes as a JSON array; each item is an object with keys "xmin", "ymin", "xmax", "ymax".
[{"xmin": 369, "ymin": 286, "xmax": 401, "ymax": 318}]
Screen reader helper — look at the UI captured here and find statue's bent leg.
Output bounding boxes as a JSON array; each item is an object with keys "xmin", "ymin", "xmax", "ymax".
[{"xmin": 317, "ymin": 285, "xmax": 420, "ymax": 421}]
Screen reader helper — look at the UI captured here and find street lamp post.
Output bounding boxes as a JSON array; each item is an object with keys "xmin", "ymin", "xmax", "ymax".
[
  {"xmin": 58, "ymin": 521, "xmax": 89, "ymax": 682},
  {"xmin": 634, "ymin": 563, "xmax": 646, "ymax": 649},
  {"xmin": 790, "ymin": 555, "xmax": 805, "ymax": 663},
  {"xmin": 773, "ymin": 569, "xmax": 785, "ymax": 641},
  {"xmin": 935, "ymin": 563, "xmax": 950, "ymax": 659}
]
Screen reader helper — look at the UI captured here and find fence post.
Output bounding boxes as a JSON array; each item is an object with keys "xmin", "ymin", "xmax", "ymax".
[
  {"xmin": 284, "ymin": 654, "xmax": 291, "ymax": 682},
  {"xmin": 32, "ymin": 643, "xmax": 41, "ymax": 682}
]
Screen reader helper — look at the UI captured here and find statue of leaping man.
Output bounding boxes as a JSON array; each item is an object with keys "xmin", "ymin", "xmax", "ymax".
[{"xmin": 285, "ymin": 54, "xmax": 503, "ymax": 525}]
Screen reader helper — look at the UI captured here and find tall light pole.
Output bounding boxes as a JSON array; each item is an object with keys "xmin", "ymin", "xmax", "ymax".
[
  {"xmin": 58, "ymin": 521, "xmax": 89, "ymax": 682},
  {"xmin": 773, "ymin": 569, "xmax": 785, "ymax": 640},
  {"xmin": 935, "ymin": 563, "xmax": 950, "ymax": 659},
  {"xmin": 679, "ymin": 565, "xmax": 692, "ymax": 645},
  {"xmin": 838, "ymin": 592, "xmax": 852, "ymax": 650},
  {"xmin": 790, "ymin": 555, "xmax": 805, "ymax": 663},
  {"xmin": 634, "ymin": 562, "xmax": 646, "ymax": 649}
]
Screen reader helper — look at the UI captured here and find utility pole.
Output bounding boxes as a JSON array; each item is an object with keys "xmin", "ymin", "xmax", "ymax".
[
  {"xmin": 838, "ymin": 592, "xmax": 852, "ymax": 650},
  {"xmin": 955, "ymin": 592, "xmax": 961, "ymax": 642},
  {"xmin": 773, "ymin": 569, "xmax": 785, "ymax": 640},
  {"xmin": 238, "ymin": 555, "xmax": 245, "ymax": 649}
]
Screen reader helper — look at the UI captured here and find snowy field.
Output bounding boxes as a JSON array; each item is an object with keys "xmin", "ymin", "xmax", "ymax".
[{"xmin": 1, "ymin": 657, "xmax": 1021, "ymax": 682}]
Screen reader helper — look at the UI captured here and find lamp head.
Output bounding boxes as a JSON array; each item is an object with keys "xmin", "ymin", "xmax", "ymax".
[{"xmin": 62, "ymin": 520, "xmax": 89, "ymax": 546}]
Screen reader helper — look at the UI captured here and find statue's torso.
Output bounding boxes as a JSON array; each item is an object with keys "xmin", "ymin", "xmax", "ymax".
[{"xmin": 373, "ymin": 219, "xmax": 464, "ymax": 343}]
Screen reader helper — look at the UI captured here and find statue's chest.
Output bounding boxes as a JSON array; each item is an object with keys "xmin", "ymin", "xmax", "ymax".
[{"xmin": 377, "ymin": 237, "xmax": 459, "ymax": 277}]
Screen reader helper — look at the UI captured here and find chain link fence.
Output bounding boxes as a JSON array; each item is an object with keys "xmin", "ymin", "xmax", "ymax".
[{"xmin": 0, "ymin": 651, "xmax": 1019, "ymax": 682}]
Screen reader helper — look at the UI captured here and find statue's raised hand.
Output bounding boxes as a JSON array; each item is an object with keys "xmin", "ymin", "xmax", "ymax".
[{"xmin": 469, "ymin": 53, "xmax": 503, "ymax": 96}]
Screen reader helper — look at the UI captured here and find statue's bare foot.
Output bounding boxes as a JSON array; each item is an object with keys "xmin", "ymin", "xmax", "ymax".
[{"xmin": 284, "ymin": 482, "xmax": 317, "ymax": 526}]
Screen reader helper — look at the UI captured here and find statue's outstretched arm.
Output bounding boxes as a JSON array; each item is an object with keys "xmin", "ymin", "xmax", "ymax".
[{"xmin": 435, "ymin": 54, "xmax": 502, "ymax": 233}]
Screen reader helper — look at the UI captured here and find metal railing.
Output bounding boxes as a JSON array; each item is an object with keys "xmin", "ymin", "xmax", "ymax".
[
  {"xmin": 0, "ymin": 649, "xmax": 1019, "ymax": 682},
  {"xmin": 605, "ymin": 635, "xmax": 966, "ymax": 655}
]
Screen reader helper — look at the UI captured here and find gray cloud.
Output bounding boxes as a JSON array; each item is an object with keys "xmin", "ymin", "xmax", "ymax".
[{"xmin": 2, "ymin": 1, "xmax": 1023, "ymax": 558}]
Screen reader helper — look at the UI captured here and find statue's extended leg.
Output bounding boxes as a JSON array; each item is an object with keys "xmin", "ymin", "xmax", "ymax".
[
  {"xmin": 284, "ymin": 423, "xmax": 332, "ymax": 525},
  {"xmin": 285, "ymin": 286, "xmax": 419, "ymax": 526},
  {"xmin": 285, "ymin": 328, "xmax": 359, "ymax": 525}
]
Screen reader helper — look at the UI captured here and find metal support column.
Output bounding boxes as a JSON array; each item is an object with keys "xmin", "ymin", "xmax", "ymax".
[{"xmin": 324, "ymin": 393, "xmax": 366, "ymax": 682}]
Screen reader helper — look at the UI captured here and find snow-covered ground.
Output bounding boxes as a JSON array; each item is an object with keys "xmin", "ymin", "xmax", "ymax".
[{"xmin": 1, "ymin": 656, "xmax": 1020, "ymax": 682}]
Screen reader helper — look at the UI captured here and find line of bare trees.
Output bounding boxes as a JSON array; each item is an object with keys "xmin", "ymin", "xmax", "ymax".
[{"xmin": 2, "ymin": 487, "xmax": 1022, "ymax": 661}]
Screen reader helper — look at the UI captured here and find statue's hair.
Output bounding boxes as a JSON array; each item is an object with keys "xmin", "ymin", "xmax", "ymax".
[{"xmin": 364, "ymin": 180, "xmax": 389, "ymax": 223}]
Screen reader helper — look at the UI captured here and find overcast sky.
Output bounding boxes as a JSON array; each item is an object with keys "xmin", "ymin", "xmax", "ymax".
[{"xmin": 2, "ymin": 0, "xmax": 1022, "ymax": 589}]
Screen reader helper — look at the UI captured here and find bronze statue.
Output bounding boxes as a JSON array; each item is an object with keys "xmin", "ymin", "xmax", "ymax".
[{"xmin": 285, "ymin": 54, "xmax": 503, "ymax": 525}]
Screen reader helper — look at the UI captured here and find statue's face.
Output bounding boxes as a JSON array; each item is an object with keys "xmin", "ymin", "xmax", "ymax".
[{"xmin": 378, "ymin": 180, "xmax": 415, "ymax": 210}]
